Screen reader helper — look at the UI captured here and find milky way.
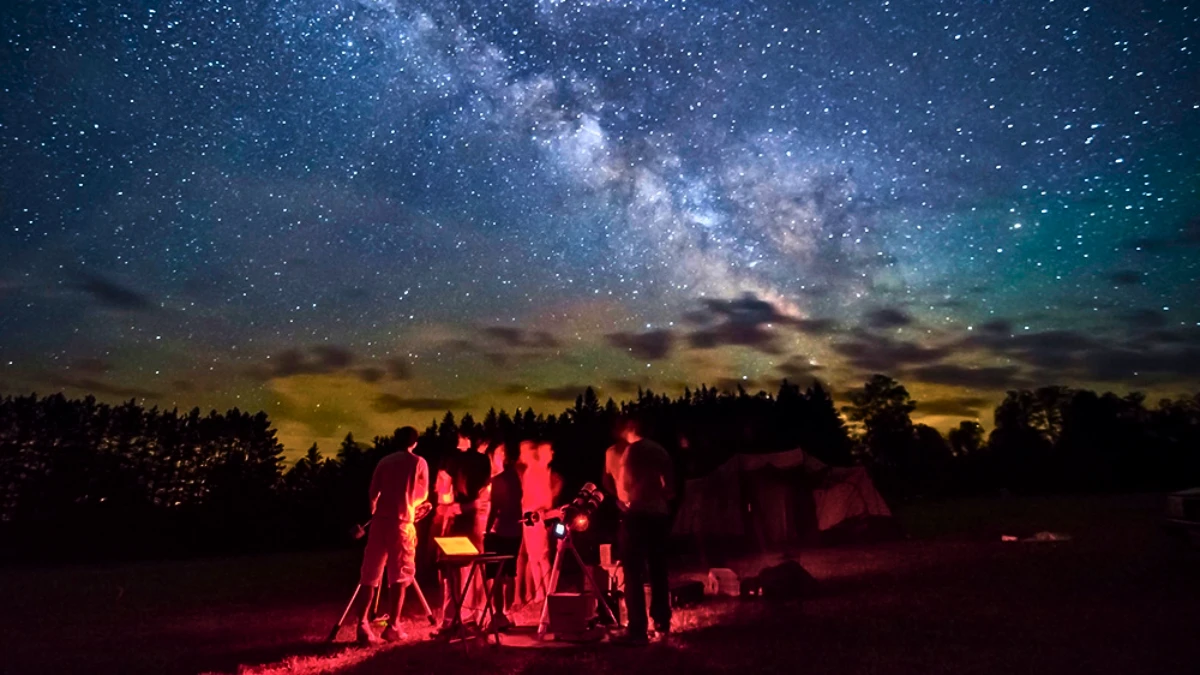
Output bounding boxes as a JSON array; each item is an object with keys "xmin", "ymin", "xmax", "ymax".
[{"xmin": 2, "ymin": 0, "xmax": 1197, "ymax": 456}]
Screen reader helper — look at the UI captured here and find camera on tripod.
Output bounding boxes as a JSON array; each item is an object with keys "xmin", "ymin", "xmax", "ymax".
[{"xmin": 521, "ymin": 482, "xmax": 605, "ymax": 540}]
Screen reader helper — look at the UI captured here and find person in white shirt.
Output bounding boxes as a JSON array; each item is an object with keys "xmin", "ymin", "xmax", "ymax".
[{"xmin": 356, "ymin": 426, "xmax": 428, "ymax": 645}]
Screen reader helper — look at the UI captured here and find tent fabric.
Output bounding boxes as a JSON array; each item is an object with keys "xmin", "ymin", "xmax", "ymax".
[
  {"xmin": 738, "ymin": 448, "xmax": 828, "ymax": 473},
  {"xmin": 672, "ymin": 448, "xmax": 892, "ymax": 545},
  {"xmin": 674, "ymin": 459, "xmax": 743, "ymax": 537},
  {"xmin": 812, "ymin": 466, "xmax": 892, "ymax": 532}
]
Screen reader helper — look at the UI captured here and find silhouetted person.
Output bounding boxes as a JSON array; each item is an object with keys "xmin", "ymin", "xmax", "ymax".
[
  {"xmin": 356, "ymin": 426, "xmax": 428, "ymax": 644},
  {"xmin": 613, "ymin": 417, "xmax": 675, "ymax": 645},
  {"xmin": 435, "ymin": 433, "xmax": 492, "ymax": 634},
  {"xmin": 484, "ymin": 441, "xmax": 522, "ymax": 630}
]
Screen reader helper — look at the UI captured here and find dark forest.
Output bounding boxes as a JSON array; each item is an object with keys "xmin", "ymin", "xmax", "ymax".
[{"xmin": 3, "ymin": 375, "xmax": 1198, "ymax": 562}]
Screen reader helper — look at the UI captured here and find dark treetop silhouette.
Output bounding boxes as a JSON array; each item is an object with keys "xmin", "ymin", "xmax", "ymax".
[{"xmin": 2, "ymin": 377, "xmax": 1198, "ymax": 562}]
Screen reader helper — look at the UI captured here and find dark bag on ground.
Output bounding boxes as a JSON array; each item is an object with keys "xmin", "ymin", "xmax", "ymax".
[{"xmin": 747, "ymin": 560, "xmax": 818, "ymax": 601}]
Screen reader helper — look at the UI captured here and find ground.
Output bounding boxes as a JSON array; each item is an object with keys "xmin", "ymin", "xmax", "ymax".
[{"xmin": 1, "ymin": 495, "xmax": 1197, "ymax": 675}]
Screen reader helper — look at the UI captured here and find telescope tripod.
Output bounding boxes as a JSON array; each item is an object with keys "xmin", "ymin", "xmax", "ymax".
[
  {"xmin": 326, "ymin": 574, "xmax": 436, "ymax": 643},
  {"xmin": 535, "ymin": 530, "xmax": 617, "ymax": 640}
]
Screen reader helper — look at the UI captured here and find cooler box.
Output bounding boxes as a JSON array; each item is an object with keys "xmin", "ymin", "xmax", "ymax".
[{"xmin": 547, "ymin": 593, "xmax": 596, "ymax": 635}]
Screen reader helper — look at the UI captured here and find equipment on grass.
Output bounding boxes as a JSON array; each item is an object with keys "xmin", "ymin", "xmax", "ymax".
[
  {"xmin": 669, "ymin": 580, "xmax": 705, "ymax": 608},
  {"xmin": 535, "ymin": 527, "xmax": 617, "ymax": 641},
  {"xmin": 326, "ymin": 575, "xmax": 436, "ymax": 643},
  {"xmin": 434, "ymin": 551, "xmax": 515, "ymax": 645}
]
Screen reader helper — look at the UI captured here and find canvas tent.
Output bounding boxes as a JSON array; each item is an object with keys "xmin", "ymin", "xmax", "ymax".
[{"xmin": 673, "ymin": 449, "xmax": 893, "ymax": 549}]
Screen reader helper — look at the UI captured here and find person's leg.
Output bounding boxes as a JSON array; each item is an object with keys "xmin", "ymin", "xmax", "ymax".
[
  {"xmin": 439, "ymin": 566, "xmax": 461, "ymax": 627},
  {"xmin": 619, "ymin": 514, "xmax": 649, "ymax": 636},
  {"xmin": 647, "ymin": 514, "xmax": 672, "ymax": 633},
  {"xmin": 357, "ymin": 585, "xmax": 379, "ymax": 624},
  {"xmin": 383, "ymin": 523, "xmax": 417, "ymax": 641},
  {"xmin": 357, "ymin": 527, "xmax": 390, "ymax": 644},
  {"xmin": 465, "ymin": 505, "xmax": 489, "ymax": 624}
]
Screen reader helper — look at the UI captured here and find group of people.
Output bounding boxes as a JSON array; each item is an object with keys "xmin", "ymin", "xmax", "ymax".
[{"xmin": 352, "ymin": 418, "xmax": 675, "ymax": 646}]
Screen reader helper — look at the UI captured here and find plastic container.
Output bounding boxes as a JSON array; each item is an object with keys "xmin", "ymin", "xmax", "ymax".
[{"xmin": 707, "ymin": 568, "xmax": 740, "ymax": 596}]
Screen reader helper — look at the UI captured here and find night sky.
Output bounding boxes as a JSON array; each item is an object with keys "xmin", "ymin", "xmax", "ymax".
[{"xmin": 2, "ymin": 0, "xmax": 1197, "ymax": 459}]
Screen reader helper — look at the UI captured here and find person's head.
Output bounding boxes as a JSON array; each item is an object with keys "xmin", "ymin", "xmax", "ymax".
[
  {"xmin": 394, "ymin": 426, "xmax": 419, "ymax": 452},
  {"xmin": 617, "ymin": 417, "xmax": 643, "ymax": 444},
  {"xmin": 537, "ymin": 441, "xmax": 554, "ymax": 465},
  {"xmin": 489, "ymin": 441, "xmax": 513, "ymax": 474},
  {"xmin": 456, "ymin": 432, "xmax": 472, "ymax": 452},
  {"xmin": 518, "ymin": 439, "xmax": 537, "ymax": 467},
  {"xmin": 473, "ymin": 437, "xmax": 489, "ymax": 454}
]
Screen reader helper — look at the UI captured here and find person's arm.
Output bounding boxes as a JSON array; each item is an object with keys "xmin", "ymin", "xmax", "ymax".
[
  {"xmin": 367, "ymin": 464, "xmax": 382, "ymax": 516},
  {"xmin": 550, "ymin": 471, "xmax": 563, "ymax": 506},
  {"xmin": 661, "ymin": 446, "xmax": 676, "ymax": 500},
  {"xmin": 602, "ymin": 446, "xmax": 619, "ymax": 496},
  {"xmin": 486, "ymin": 476, "xmax": 504, "ymax": 532},
  {"xmin": 412, "ymin": 458, "xmax": 429, "ymax": 507}
]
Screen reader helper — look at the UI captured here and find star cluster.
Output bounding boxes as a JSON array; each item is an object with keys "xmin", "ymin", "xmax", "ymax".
[{"xmin": 1, "ymin": 0, "xmax": 1197, "ymax": 456}]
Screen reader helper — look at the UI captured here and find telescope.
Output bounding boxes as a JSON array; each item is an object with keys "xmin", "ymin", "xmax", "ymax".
[{"xmin": 522, "ymin": 482, "xmax": 605, "ymax": 539}]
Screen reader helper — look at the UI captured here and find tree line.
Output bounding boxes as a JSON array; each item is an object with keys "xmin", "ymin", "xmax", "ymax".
[{"xmin": 2, "ymin": 376, "xmax": 1198, "ymax": 562}]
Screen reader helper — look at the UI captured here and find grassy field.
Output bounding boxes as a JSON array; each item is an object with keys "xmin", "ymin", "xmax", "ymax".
[{"xmin": 1, "ymin": 494, "xmax": 1196, "ymax": 675}]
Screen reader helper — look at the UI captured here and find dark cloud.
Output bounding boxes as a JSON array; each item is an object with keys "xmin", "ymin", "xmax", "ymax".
[
  {"xmin": 689, "ymin": 322, "xmax": 783, "ymax": 354},
  {"xmin": 68, "ymin": 358, "xmax": 112, "ymax": 375},
  {"xmin": 71, "ymin": 273, "xmax": 154, "ymax": 312},
  {"xmin": 714, "ymin": 377, "xmax": 764, "ymax": 394},
  {"xmin": 865, "ymin": 307, "xmax": 913, "ymax": 329},
  {"xmin": 1108, "ymin": 270, "xmax": 1143, "ymax": 286},
  {"xmin": 776, "ymin": 357, "xmax": 824, "ymax": 381},
  {"xmin": 1077, "ymin": 345, "xmax": 1200, "ymax": 382},
  {"xmin": 961, "ymin": 324, "xmax": 1200, "ymax": 383},
  {"xmin": 607, "ymin": 329, "xmax": 674, "ymax": 360},
  {"xmin": 909, "ymin": 363, "xmax": 1025, "ymax": 389},
  {"xmin": 251, "ymin": 345, "xmax": 357, "ymax": 380},
  {"xmin": 1122, "ymin": 309, "xmax": 1169, "ymax": 330},
  {"xmin": 482, "ymin": 326, "xmax": 561, "ymax": 349},
  {"xmin": 1138, "ymin": 329, "xmax": 1193, "ymax": 346},
  {"xmin": 386, "ymin": 358, "xmax": 413, "ymax": 380},
  {"xmin": 50, "ymin": 375, "xmax": 161, "ymax": 400},
  {"xmin": 691, "ymin": 294, "xmax": 792, "ymax": 326},
  {"xmin": 978, "ymin": 319, "xmax": 1012, "ymax": 335},
  {"xmin": 534, "ymin": 384, "xmax": 592, "ymax": 402},
  {"xmin": 679, "ymin": 294, "xmax": 837, "ymax": 354},
  {"xmin": 917, "ymin": 396, "xmax": 991, "ymax": 418},
  {"xmin": 794, "ymin": 318, "xmax": 839, "ymax": 335},
  {"xmin": 355, "ymin": 357, "xmax": 411, "ymax": 384},
  {"xmin": 311, "ymin": 345, "xmax": 354, "ymax": 369},
  {"xmin": 1122, "ymin": 217, "xmax": 1200, "ymax": 252},
  {"xmin": 372, "ymin": 394, "xmax": 466, "ymax": 413},
  {"xmin": 357, "ymin": 367, "xmax": 385, "ymax": 383},
  {"xmin": 961, "ymin": 330, "xmax": 1098, "ymax": 369},
  {"xmin": 606, "ymin": 378, "xmax": 644, "ymax": 394},
  {"xmin": 833, "ymin": 332, "xmax": 952, "ymax": 373}
]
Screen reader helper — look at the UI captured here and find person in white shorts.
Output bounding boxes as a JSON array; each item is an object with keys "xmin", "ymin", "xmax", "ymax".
[{"xmin": 356, "ymin": 426, "xmax": 428, "ymax": 645}]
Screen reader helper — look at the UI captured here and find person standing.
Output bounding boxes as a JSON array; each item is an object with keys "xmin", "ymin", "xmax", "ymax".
[
  {"xmin": 435, "ymin": 433, "xmax": 492, "ymax": 635},
  {"xmin": 518, "ymin": 440, "xmax": 557, "ymax": 604},
  {"xmin": 356, "ymin": 427, "xmax": 428, "ymax": 645},
  {"xmin": 613, "ymin": 418, "xmax": 675, "ymax": 645},
  {"xmin": 484, "ymin": 442, "xmax": 522, "ymax": 631}
]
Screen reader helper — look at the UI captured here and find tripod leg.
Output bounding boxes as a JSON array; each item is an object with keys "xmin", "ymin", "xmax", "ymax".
[
  {"xmin": 410, "ymin": 579, "xmax": 437, "ymax": 625},
  {"xmin": 327, "ymin": 584, "xmax": 363, "ymax": 643},
  {"xmin": 571, "ymin": 544, "xmax": 618, "ymax": 626},
  {"xmin": 536, "ymin": 537, "xmax": 568, "ymax": 640}
]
